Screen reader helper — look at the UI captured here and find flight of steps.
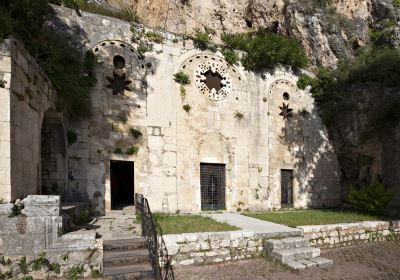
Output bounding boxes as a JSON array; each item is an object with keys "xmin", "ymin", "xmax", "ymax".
[
  {"xmin": 103, "ymin": 237, "xmax": 155, "ymax": 280},
  {"xmin": 265, "ymin": 237, "xmax": 333, "ymax": 270}
]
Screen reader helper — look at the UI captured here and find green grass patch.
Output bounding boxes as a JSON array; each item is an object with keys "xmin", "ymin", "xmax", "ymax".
[
  {"xmin": 154, "ymin": 214, "xmax": 239, "ymax": 234},
  {"xmin": 244, "ymin": 209, "xmax": 382, "ymax": 227}
]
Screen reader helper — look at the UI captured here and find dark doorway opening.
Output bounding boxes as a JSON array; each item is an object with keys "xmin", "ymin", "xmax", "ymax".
[
  {"xmin": 281, "ymin": 169, "xmax": 293, "ymax": 206},
  {"xmin": 111, "ymin": 160, "xmax": 134, "ymax": 210},
  {"xmin": 200, "ymin": 163, "xmax": 226, "ymax": 211}
]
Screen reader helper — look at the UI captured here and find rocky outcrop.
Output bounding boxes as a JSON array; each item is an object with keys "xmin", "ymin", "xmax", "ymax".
[{"xmin": 89, "ymin": 0, "xmax": 399, "ymax": 68}]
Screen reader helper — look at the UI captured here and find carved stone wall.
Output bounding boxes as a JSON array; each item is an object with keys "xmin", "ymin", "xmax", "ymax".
[
  {"xmin": 49, "ymin": 5, "xmax": 342, "ymax": 214},
  {"xmin": 0, "ymin": 38, "xmax": 62, "ymax": 202}
]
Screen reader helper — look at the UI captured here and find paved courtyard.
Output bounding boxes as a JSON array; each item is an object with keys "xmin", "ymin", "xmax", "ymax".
[{"xmin": 174, "ymin": 240, "xmax": 400, "ymax": 280}]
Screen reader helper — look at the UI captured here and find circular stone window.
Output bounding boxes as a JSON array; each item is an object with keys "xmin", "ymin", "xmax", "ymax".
[{"xmin": 195, "ymin": 60, "xmax": 232, "ymax": 101}]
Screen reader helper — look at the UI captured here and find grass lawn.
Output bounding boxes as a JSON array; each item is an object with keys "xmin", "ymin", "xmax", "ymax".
[
  {"xmin": 244, "ymin": 209, "xmax": 382, "ymax": 227},
  {"xmin": 153, "ymin": 214, "xmax": 239, "ymax": 234}
]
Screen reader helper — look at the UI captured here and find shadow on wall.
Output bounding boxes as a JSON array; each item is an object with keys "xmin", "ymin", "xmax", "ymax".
[{"xmin": 278, "ymin": 106, "xmax": 341, "ymax": 208}]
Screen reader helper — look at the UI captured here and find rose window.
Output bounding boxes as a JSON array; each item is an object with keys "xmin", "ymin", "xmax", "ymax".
[{"xmin": 195, "ymin": 61, "xmax": 232, "ymax": 101}]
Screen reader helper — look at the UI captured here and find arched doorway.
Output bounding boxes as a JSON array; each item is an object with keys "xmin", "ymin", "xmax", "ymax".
[{"xmin": 40, "ymin": 109, "xmax": 67, "ymax": 199}]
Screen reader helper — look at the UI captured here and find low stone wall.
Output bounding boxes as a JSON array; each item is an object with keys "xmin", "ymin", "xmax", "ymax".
[
  {"xmin": 163, "ymin": 231, "xmax": 263, "ymax": 266},
  {"xmin": 298, "ymin": 220, "xmax": 400, "ymax": 248},
  {"xmin": 0, "ymin": 195, "xmax": 102, "ymax": 278}
]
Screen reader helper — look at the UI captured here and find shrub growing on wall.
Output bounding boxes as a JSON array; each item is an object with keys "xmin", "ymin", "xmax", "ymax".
[
  {"xmin": 0, "ymin": 0, "xmax": 96, "ymax": 118},
  {"xmin": 221, "ymin": 29, "xmax": 308, "ymax": 71}
]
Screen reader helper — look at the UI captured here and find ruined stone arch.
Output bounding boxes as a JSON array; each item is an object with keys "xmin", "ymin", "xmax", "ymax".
[{"xmin": 40, "ymin": 108, "xmax": 68, "ymax": 199}]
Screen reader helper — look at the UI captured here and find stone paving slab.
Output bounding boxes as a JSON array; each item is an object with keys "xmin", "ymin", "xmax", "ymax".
[{"xmin": 202, "ymin": 213, "xmax": 303, "ymax": 238}]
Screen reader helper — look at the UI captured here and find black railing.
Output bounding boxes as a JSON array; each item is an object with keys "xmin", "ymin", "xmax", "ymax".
[{"xmin": 135, "ymin": 193, "xmax": 175, "ymax": 280}]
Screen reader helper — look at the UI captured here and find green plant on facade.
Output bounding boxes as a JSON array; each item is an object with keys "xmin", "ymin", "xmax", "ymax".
[
  {"xmin": 130, "ymin": 128, "xmax": 143, "ymax": 139},
  {"xmin": 0, "ymin": 1, "xmax": 96, "ymax": 118},
  {"xmin": 234, "ymin": 111, "xmax": 244, "ymax": 119},
  {"xmin": 145, "ymin": 31, "xmax": 164, "ymax": 44},
  {"xmin": 347, "ymin": 179, "xmax": 394, "ymax": 214},
  {"xmin": 126, "ymin": 146, "xmax": 139, "ymax": 155},
  {"xmin": 221, "ymin": 29, "xmax": 308, "ymax": 71},
  {"xmin": 222, "ymin": 49, "xmax": 239, "ymax": 65},
  {"xmin": 191, "ymin": 28, "xmax": 216, "ymax": 51},
  {"xmin": 113, "ymin": 147, "xmax": 123, "ymax": 154},
  {"xmin": 173, "ymin": 71, "xmax": 191, "ymax": 85},
  {"xmin": 182, "ymin": 104, "xmax": 191, "ymax": 113},
  {"xmin": 180, "ymin": 85, "xmax": 186, "ymax": 98},
  {"xmin": 67, "ymin": 129, "xmax": 78, "ymax": 146}
]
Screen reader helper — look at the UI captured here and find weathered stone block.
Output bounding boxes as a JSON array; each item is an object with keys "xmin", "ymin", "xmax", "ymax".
[
  {"xmin": 0, "ymin": 203, "xmax": 13, "ymax": 216},
  {"xmin": 22, "ymin": 195, "xmax": 60, "ymax": 217}
]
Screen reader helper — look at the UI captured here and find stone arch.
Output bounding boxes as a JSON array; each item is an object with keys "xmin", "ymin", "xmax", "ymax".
[{"xmin": 40, "ymin": 108, "xmax": 68, "ymax": 199}]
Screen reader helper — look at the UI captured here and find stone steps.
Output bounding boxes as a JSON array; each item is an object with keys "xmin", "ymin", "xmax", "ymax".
[
  {"xmin": 103, "ymin": 263, "xmax": 155, "ymax": 278},
  {"xmin": 264, "ymin": 237, "xmax": 333, "ymax": 270},
  {"xmin": 103, "ymin": 237, "xmax": 154, "ymax": 279},
  {"xmin": 272, "ymin": 246, "xmax": 320, "ymax": 263},
  {"xmin": 103, "ymin": 238, "xmax": 146, "ymax": 251},
  {"xmin": 103, "ymin": 249, "xmax": 149, "ymax": 266}
]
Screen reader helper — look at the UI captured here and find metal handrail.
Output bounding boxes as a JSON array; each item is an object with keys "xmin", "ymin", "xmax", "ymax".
[{"xmin": 135, "ymin": 193, "xmax": 175, "ymax": 280}]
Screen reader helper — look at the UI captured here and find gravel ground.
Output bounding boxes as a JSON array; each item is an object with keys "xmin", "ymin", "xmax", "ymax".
[{"xmin": 174, "ymin": 240, "xmax": 400, "ymax": 280}]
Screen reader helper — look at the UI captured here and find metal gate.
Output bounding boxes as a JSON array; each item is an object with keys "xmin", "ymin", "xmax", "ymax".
[
  {"xmin": 200, "ymin": 163, "xmax": 226, "ymax": 210},
  {"xmin": 281, "ymin": 170, "xmax": 293, "ymax": 205}
]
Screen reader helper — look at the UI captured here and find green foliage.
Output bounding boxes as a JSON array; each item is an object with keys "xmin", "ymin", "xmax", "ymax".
[
  {"xmin": 234, "ymin": 111, "xmax": 244, "ymax": 119},
  {"xmin": 10, "ymin": 201, "xmax": 24, "ymax": 217},
  {"xmin": 307, "ymin": 47, "xmax": 400, "ymax": 129},
  {"xmin": 182, "ymin": 104, "xmax": 191, "ymax": 113},
  {"xmin": 126, "ymin": 146, "xmax": 139, "ymax": 155},
  {"xmin": 173, "ymin": 71, "xmax": 190, "ymax": 85},
  {"xmin": 18, "ymin": 257, "xmax": 29, "ymax": 275},
  {"xmin": 393, "ymin": 0, "xmax": 400, "ymax": 7},
  {"xmin": 60, "ymin": 253, "xmax": 69, "ymax": 261},
  {"xmin": 65, "ymin": 265, "xmax": 84, "ymax": 280},
  {"xmin": 51, "ymin": 0, "xmax": 140, "ymax": 22},
  {"xmin": 191, "ymin": 28, "xmax": 216, "ymax": 51},
  {"xmin": 222, "ymin": 29, "xmax": 308, "ymax": 71},
  {"xmin": 49, "ymin": 262, "xmax": 61, "ymax": 274},
  {"xmin": 67, "ymin": 129, "xmax": 78, "ymax": 146},
  {"xmin": 222, "ymin": 49, "xmax": 239, "ymax": 65},
  {"xmin": 180, "ymin": 85, "xmax": 186, "ymax": 98},
  {"xmin": 113, "ymin": 147, "xmax": 123, "ymax": 154},
  {"xmin": 0, "ymin": 0, "xmax": 96, "ymax": 117},
  {"xmin": 348, "ymin": 180, "xmax": 394, "ymax": 214},
  {"xmin": 0, "ymin": 80, "xmax": 6, "ymax": 88},
  {"xmin": 91, "ymin": 269, "xmax": 102, "ymax": 278},
  {"xmin": 21, "ymin": 276, "xmax": 33, "ymax": 280},
  {"xmin": 145, "ymin": 31, "xmax": 164, "ymax": 44},
  {"xmin": 0, "ymin": 270, "xmax": 12, "ymax": 280},
  {"xmin": 297, "ymin": 74, "xmax": 316, "ymax": 90},
  {"xmin": 130, "ymin": 128, "xmax": 142, "ymax": 139},
  {"xmin": 244, "ymin": 209, "xmax": 381, "ymax": 227},
  {"xmin": 0, "ymin": 256, "xmax": 11, "ymax": 266},
  {"xmin": 153, "ymin": 214, "xmax": 239, "ymax": 234},
  {"xmin": 31, "ymin": 252, "xmax": 49, "ymax": 271}
]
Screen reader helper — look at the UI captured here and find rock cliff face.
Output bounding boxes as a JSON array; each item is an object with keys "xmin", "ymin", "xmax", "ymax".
[{"xmin": 99, "ymin": 0, "xmax": 399, "ymax": 68}]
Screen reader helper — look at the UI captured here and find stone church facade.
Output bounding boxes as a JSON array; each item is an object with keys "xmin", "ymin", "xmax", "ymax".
[{"xmin": 0, "ymin": 6, "xmax": 341, "ymax": 215}]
